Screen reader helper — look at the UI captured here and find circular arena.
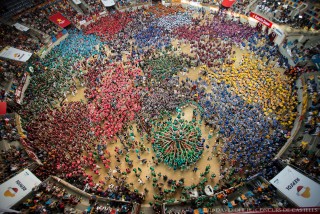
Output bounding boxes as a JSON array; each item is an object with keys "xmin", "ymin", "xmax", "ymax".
[{"xmin": 0, "ymin": 0, "xmax": 319, "ymax": 213}]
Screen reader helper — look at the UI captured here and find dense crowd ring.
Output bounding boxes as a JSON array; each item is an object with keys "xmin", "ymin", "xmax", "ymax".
[{"xmin": 2, "ymin": 4, "xmax": 301, "ymax": 207}]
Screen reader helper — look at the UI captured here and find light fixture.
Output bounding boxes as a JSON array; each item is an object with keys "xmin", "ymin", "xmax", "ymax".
[{"xmin": 299, "ymin": 15, "xmax": 302, "ymax": 18}]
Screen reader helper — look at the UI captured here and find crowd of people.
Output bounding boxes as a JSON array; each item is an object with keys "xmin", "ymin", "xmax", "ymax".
[
  {"xmin": 173, "ymin": 12, "xmax": 254, "ymax": 44},
  {"xmin": 0, "ymin": 146, "xmax": 31, "ymax": 182},
  {"xmin": 13, "ymin": 180, "xmax": 82, "ymax": 213},
  {"xmin": 0, "ymin": 2, "xmax": 312, "ymax": 212},
  {"xmin": 0, "ymin": 115, "xmax": 20, "ymax": 142},
  {"xmin": 16, "ymin": 3, "xmax": 61, "ymax": 37},
  {"xmin": 213, "ymin": 53, "xmax": 298, "ymax": 127},
  {"xmin": 0, "ymin": 24, "xmax": 43, "ymax": 53},
  {"xmin": 304, "ymin": 75, "xmax": 320, "ymax": 136},
  {"xmin": 116, "ymin": 0, "xmax": 150, "ymax": 8},
  {"xmin": 86, "ymin": 63, "xmax": 143, "ymax": 139},
  {"xmin": 152, "ymin": 108, "xmax": 203, "ymax": 170},
  {"xmin": 84, "ymin": 11, "xmax": 133, "ymax": 40}
]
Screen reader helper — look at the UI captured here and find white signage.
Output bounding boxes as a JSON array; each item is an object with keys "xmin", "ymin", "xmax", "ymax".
[
  {"xmin": 270, "ymin": 166, "xmax": 320, "ymax": 207},
  {"xmin": 13, "ymin": 23, "xmax": 29, "ymax": 32},
  {"xmin": 0, "ymin": 47, "xmax": 32, "ymax": 62},
  {"xmin": 101, "ymin": 0, "xmax": 115, "ymax": 7},
  {"xmin": 0, "ymin": 169, "xmax": 41, "ymax": 209},
  {"xmin": 72, "ymin": 0, "xmax": 81, "ymax": 4}
]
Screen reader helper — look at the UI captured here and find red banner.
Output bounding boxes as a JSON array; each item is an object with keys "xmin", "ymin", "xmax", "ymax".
[
  {"xmin": 0, "ymin": 102, "xmax": 6, "ymax": 115},
  {"xmin": 49, "ymin": 12, "xmax": 71, "ymax": 28},
  {"xmin": 250, "ymin": 12, "xmax": 273, "ymax": 28},
  {"xmin": 221, "ymin": 0, "xmax": 237, "ymax": 8}
]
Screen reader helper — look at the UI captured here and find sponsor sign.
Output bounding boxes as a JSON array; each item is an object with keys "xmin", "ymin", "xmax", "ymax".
[
  {"xmin": 0, "ymin": 169, "xmax": 41, "ymax": 209},
  {"xmin": 270, "ymin": 166, "xmax": 320, "ymax": 207},
  {"xmin": 13, "ymin": 23, "xmax": 29, "ymax": 32},
  {"xmin": 249, "ymin": 12, "xmax": 273, "ymax": 28},
  {"xmin": 72, "ymin": 0, "xmax": 81, "ymax": 4},
  {"xmin": 101, "ymin": 0, "xmax": 115, "ymax": 7},
  {"xmin": 49, "ymin": 12, "xmax": 71, "ymax": 28},
  {"xmin": 0, "ymin": 46, "xmax": 32, "ymax": 62},
  {"xmin": 221, "ymin": 0, "xmax": 237, "ymax": 8}
]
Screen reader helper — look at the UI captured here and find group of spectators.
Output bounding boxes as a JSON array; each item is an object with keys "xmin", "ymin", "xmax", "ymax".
[
  {"xmin": 0, "ymin": 115, "xmax": 20, "ymax": 142},
  {"xmin": 0, "ymin": 24, "xmax": 43, "ymax": 52},
  {"xmin": 0, "ymin": 3, "xmax": 312, "ymax": 212},
  {"xmin": 304, "ymin": 75, "xmax": 320, "ymax": 136},
  {"xmin": 253, "ymin": 0, "xmax": 318, "ymax": 30},
  {"xmin": 13, "ymin": 180, "xmax": 82, "ymax": 213},
  {"xmin": 0, "ymin": 146, "xmax": 31, "ymax": 182},
  {"xmin": 16, "ymin": 5, "xmax": 61, "ymax": 37},
  {"xmin": 116, "ymin": 0, "xmax": 150, "ymax": 8}
]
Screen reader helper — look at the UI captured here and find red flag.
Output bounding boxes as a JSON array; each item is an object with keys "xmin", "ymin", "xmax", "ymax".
[
  {"xmin": 49, "ymin": 12, "xmax": 71, "ymax": 28},
  {"xmin": 0, "ymin": 102, "xmax": 6, "ymax": 115},
  {"xmin": 221, "ymin": 0, "xmax": 237, "ymax": 8}
]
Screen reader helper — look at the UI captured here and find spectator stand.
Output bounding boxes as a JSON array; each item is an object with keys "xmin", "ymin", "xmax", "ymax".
[
  {"xmin": 159, "ymin": 182, "xmax": 246, "ymax": 211},
  {"xmin": 275, "ymin": 72, "xmax": 307, "ymax": 158},
  {"xmin": 12, "ymin": 1, "xmax": 63, "ymax": 39},
  {"xmin": 280, "ymin": 71, "xmax": 320, "ymax": 181},
  {"xmin": 11, "ymin": 176, "xmax": 138, "ymax": 214},
  {"xmin": 279, "ymin": 32, "xmax": 320, "ymax": 67},
  {"xmin": 220, "ymin": 176, "xmax": 294, "ymax": 210},
  {"xmin": 81, "ymin": 0, "xmax": 104, "ymax": 15},
  {"xmin": 115, "ymin": 0, "xmax": 152, "ymax": 11},
  {"xmin": 0, "ymin": 113, "xmax": 36, "ymax": 184},
  {"xmin": 0, "ymin": 23, "xmax": 45, "ymax": 54},
  {"xmin": 0, "ymin": 61, "xmax": 30, "ymax": 113},
  {"xmin": 249, "ymin": 0, "xmax": 320, "ymax": 32},
  {"xmin": 200, "ymin": 0, "xmax": 219, "ymax": 7},
  {"xmin": 11, "ymin": 0, "xmax": 80, "ymax": 43},
  {"xmin": 163, "ymin": 176, "xmax": 293, "ymax": 213},
  {"xmin": 0, "ymin": 112, "xmax": 41, "ymax": 184}
]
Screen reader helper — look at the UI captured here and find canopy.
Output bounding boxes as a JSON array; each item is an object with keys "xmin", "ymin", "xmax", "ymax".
[{"xmin": 101, "ymin": 0, "xmax": 115, "ymax": 7}]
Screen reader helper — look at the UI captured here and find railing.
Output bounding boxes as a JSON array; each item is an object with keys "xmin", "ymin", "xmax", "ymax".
[
  {"xmin": 51, "ymin": 176, "xmax": 133, "ymax": 204},
  {"xmin": 275, "ymin": 75, "xmax": 307, "ymax": 158}
]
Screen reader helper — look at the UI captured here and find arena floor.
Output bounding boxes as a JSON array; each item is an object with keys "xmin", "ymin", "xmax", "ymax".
[{"xmin": 65, "ymin": 37, "xmax": 285, "ymax": 204}]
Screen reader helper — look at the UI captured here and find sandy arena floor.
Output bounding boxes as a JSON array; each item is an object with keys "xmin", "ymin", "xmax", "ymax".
[{"xmin": 65, "ymin": 34, "xmax": 284, "ymax": 204}]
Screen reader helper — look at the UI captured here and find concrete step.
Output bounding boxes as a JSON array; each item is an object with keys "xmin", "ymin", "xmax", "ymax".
[{"xmin": 140, "ymin": 205, "xmax": 155, "ymax": 214}]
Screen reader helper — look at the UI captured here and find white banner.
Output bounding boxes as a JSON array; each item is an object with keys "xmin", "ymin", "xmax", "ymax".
[
  {"xmin": 101, "ymin": 0, "xmax": 115, "ymax": 7},
  {"xmin": 13, "ymin": 23, "xmax": 29, "ymax": 32},
  {"xmin": 0, "ymin": 47, "xmax": 32, "ymax": 62},
  {"xmin": 270, "ymin": 166, "xmax": 320, "ymax": 207},
  {"xmin": 0, "ymin": 169, "xmax": 41, "ymax": 209},
  {"xmin": 72, "ymin": 0, "xmax": 81, "ymax": 4}
]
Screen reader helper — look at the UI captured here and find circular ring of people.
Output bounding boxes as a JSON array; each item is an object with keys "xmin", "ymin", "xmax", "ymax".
[{"xmin": 18, "ymin": 4, "xmax": 298, "ymax": 207}]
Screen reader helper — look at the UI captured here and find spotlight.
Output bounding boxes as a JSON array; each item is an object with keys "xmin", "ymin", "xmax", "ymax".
[{"xmin": 299, "ymin": 15, "xmax": 303, "ymax": 18}]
